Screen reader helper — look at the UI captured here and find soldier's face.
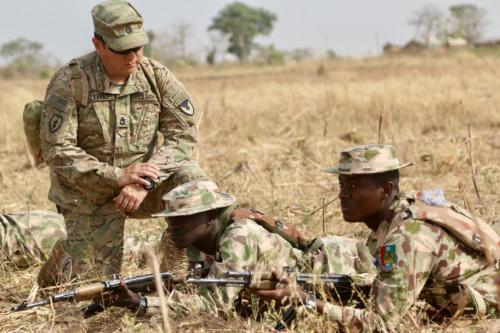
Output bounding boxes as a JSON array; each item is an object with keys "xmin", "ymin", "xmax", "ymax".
[
  {"xmin": 93, "ymin": 37, "xmax": 143, "ymax": 78},
  {"xmin": 166, "ymin": 212, "xmax": 212, "ymax": 249},
  {"xmin": 338, "ymin": 174, "xmax": 387, "ymax": 222}
]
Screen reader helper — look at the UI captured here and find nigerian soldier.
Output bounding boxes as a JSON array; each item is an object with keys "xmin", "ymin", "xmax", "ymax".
[
  {"xmin": 90, "ymin": 180, "xmax": 375, "ymax": 317},
  {"xmin": 38, "ymin": 0, "xmax": 209, "ymax": 286},
  {"xmin": 251, "ymin": 144, "xmax": 499, "ymax": 332}
]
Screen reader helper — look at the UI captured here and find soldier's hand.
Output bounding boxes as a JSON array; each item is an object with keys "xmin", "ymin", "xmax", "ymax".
[
  {"xmin": 247, "ymin": 272, "xmax": 309, "ymax": 306},
  {"xmin": 114, "ymin": 184, "xmax": 149, "ymax": 213},
  {"xmin": 117, "ymin": 163, "xmax": 160, "ymax": 188}
]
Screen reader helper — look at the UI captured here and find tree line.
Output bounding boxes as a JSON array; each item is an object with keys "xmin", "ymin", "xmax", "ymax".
[{"xmin": 0, "ymin": 2, "xmax": 494, "ymax": 78}]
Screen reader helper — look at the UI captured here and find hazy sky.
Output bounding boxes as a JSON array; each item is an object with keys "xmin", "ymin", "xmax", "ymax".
[{"xmin": 2, "ymin": 0, "xmax": 500, "ymax": 63}]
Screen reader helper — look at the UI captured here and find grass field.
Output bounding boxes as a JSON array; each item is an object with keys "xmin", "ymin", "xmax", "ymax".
[{"xmin": 0, "ymin": 51, "xmax": 499, "ymax": 332}]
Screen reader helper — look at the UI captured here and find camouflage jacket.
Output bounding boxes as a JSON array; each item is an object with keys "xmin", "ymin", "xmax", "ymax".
[
  {"xmin": 322, "ymin": 193, "xmax": 498, "ymax": 332},
  {"xmin": 40, "ymin": 52, "xmax": 198, "ymax": 213},
  {"xmin": 145, "ymin": 216, "xmax": 303, "ymax": 316},
  {"xmin": 145, "ymin": 211, "xmax": 376, "ymax": 316},
  {"xmin": 0, "ymin": 210, "xmax": 158, "ymax": 269},
  {"xmin": 0, "ymin": 211, "xmax": 66, "ymax": 268}
]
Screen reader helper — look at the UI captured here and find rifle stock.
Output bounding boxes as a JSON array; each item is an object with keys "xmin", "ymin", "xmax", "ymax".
[{"xmin": 11, "ymin": 272, "xmax": 177, "ymax": 312}]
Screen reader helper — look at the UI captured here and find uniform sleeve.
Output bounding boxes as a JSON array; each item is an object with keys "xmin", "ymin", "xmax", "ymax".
[
  {"xmin": 147, "ymin": 66, "xmax": 199, "ymax": 179},
  {"xmin": 40, "ymin": 68, "xmax": 122, "ymax": 201},
  {"xmin": 321, "ymin": 226, "xmax": 437, "ymax": 332}
]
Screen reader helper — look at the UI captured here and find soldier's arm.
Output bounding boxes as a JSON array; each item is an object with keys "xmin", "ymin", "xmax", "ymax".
[
  {"xmin": 147, "ymin": 65, "xmax": 199, "ymax": 180},
  {"xmin": 320, "ymin": 226, "xmax": 436, "ymax": 332},
  {"xmin": 40, "ymin": 68, "xmax": 122, "ymax": 198}
]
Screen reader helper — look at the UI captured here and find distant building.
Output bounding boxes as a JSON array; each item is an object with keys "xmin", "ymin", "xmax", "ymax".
[{"xmin": 402, "ymin": 40, "xmax": 426, "ymax": 53}]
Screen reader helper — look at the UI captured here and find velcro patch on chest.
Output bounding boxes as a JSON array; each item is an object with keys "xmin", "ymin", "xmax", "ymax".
[
  {"xmin": 131, "ymin": 91, "xmax": 158, "ymax": 102},
  {"xmin": 89, "ymin": 92, "xmax": 113, "ymax": 101},
  {"xmin": 178, "ymin": 99, "xmax": 194, "ymax": 116},
  {"xmin": 117, "ymin": 115, "xmax": 129, "ymax": 128},
  {"xmin": 378, "ymin": 244, "xmax": 398, "ymax": 272}
]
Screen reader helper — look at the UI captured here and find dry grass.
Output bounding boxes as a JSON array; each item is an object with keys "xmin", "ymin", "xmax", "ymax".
[{"xmin": 0, "ymin": 51, "xmax": 499, "ymax": 332}]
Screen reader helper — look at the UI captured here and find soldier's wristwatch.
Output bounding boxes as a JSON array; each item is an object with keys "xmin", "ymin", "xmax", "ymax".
[{"xmin": 141, "ymin": 176, "xmax": 156, "ymax": 191}]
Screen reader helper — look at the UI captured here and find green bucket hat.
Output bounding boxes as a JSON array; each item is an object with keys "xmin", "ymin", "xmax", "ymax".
[
  {"xmin": 92, "ymin": 0, "xmax": 149, "ymax": 51},
  {"xmin": 153, "ymin": 181, "xmax": 236, "ymax": 218},
  {"xmin": 322, "ymin": 144, "xmax": 414, "ymax": 175}
]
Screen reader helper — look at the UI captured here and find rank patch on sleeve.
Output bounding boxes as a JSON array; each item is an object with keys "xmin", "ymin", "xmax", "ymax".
[
  {"xmin": 178, "ymin": 99, "xmax": 194, "ymax": 116},
  {"xmin": 49, "ymin": 114, "xmax": 64, "ymax": 133},
  {"xmin": 379, "ymin": 244, "xmax": 398, "ymax": 272},
  {"xmin": 46, "ymin": 94, "xmax": 69, "ymax": 112}
]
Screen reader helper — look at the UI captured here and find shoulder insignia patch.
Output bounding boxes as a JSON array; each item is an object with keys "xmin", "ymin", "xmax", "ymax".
[
  {"xmin": 178, "ymin": 99, "xmax": 194, "ymax": 116},
  {"xmin": 49, "ymin": 114, "xmax": 64, "ymax": 133},
  {"xmin": 379, "ymin": 244, "xmax": 398, "ymax": 272},
  {"xmin": 46, "ymin": 94, "xmax": 69, "ymax": 112}
]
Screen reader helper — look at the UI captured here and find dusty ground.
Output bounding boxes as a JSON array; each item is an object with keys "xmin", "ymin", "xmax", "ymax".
[{"xmin": 0, "ymin": 51, "xmax": 499, "ymax": 332}]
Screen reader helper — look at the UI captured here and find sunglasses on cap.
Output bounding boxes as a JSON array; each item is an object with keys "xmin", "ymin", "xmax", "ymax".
[
  {"xmin": 108, "ymin": 45, "xmax": 143, "ymax": 55},
  {"xmin": 94, "ymin": 34, "xmax": 143, "ymax": 55}
]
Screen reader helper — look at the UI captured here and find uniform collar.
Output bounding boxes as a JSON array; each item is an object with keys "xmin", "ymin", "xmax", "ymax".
[
  {"xmin": 366, "ymin": 195, "xmax": 411, "ymax": 254},
  {"xmin": 94, "ymin": 56, "xmax": 150, "ymax": 96}
]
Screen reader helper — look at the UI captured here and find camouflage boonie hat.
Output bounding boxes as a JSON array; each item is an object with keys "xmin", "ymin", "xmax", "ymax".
[
  {"xmin": 153, "ymin": 181, "xmax": 236, "ymax": 217},
  {"xmin": 92, "ymin": 0, "xmax": 149, "ymax": 51},
  {"xmin": 322, "ymin": 144, "xmax": 414, "ymax": 175}
]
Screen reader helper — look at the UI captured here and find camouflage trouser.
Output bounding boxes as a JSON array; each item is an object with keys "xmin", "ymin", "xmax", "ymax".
[{"xmin": 37, "ymin": 162, "xmax": 209, "ymax": 287}]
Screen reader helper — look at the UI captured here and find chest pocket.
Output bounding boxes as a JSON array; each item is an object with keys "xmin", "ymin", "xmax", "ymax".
[
  {"xmin": 77, "ymin": 97, "xmax": 112, "ymax": 149},
  {"xmin": 130, "ymin": 91, "xmax": 160, "ymax": 148}
]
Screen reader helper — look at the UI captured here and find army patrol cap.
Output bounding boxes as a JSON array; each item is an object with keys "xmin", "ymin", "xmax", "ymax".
[
  {"xmin": 92, "ymin": 0, "xmax": 149, "ymax": 51},
  {"xmin": 153, "ymin": 181, "xmax": 236, "ymax": 218},
  {"xmin": 322, "ymin": 144, "xmax": 414, "ymax": 175}
]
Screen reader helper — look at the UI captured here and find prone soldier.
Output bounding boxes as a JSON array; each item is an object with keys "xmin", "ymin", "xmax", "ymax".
[{"xmin": 250, "ymin": 144, "xmax": 499, "ymax": 332}]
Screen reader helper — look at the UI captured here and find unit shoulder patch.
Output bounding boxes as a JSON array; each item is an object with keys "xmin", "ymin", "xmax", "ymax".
[
  {"xmin": 178, "ymin": 99, "xmax": 194, "ymax": 116},
  {"xmin": 378, "ymin": 244, "xmax": 398, "ymax": 272},
  {"xmin": 49, "ymin": 114, "xmax": 64, "ymax": 133}
]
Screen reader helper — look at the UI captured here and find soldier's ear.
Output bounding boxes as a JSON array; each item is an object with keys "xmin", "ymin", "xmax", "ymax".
[
  {"xmin": 92, "ymin": 37, "xmax": 104, "ymax": 54},
  {"xmin": 383, "ymin": 181, "xmax": 394, "ymax": 198}
]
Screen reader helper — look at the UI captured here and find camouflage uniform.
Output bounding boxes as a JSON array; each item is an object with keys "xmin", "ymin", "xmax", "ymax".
[
  {"xmin": 0, "ymin": 211, "xmax": 66, "ymax": 268},
  {"xmin": 38, "ymin": 1, "xmax": 208, "ymax": 286},
  {"xmin": 143, "ymin": 181, "xmax": 375, "ymax": 316},
  {"xmin": 0, "ymin": 210, "xmax": 159, "ymax": 270},
  {"xmin": 320, "ymin": 144, "xmax": 499, "ymax": 332}
]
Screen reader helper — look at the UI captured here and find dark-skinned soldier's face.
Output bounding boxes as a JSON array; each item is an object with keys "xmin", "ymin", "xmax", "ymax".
[
  {"xmin": 338, "ymin": 174, "xmax": 388, "ymax": 222},
  {"xmin": 166, "ymin": 211, "xmax": 212, "ymax": 249}
]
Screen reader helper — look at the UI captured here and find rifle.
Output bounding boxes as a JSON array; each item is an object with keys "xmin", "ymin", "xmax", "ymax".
[
  {"xmin": 187, "ymin": 270, "xmax": 354, "ymax": 294},
  {"xmin": 11, "ymin": 272, "xmax": 178, "ymax": 313},
  {"xmin": 187, "ymin": 270, "xmax": 367, "ymax": 331}
]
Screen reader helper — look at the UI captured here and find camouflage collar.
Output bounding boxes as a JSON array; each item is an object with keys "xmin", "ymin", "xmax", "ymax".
[{"xmin": 94, "ymin": 55, "xmax": 149, "ymax": 96}]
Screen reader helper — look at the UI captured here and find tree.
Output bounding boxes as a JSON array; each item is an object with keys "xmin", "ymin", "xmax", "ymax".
[
  {"xmin": 209, "ymin": 2, "xmax": 277, "ymax": 63},
  {"xmin": 409, "ymin": 5, "xmax": 446, "ymax": 46},
  {"xmin": 206, "ymin": 31, "xmax": 230, "ymax": 65},
  {"xmin": 0, "ymin": 37, "xmax": 56, "ymax": 78},
  {"xmin": 449, "ymin": 4, "xmax": 487, "ymax": 44}
]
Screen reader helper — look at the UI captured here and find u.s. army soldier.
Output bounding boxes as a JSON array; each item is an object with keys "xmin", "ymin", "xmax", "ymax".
[
  {"xmin": 38, "ymin": 0, "xmax": 209, "ymax": 286},
  {"xmin": 251, "ymin": 144, "xmax": 499, "ymax": 332}
]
